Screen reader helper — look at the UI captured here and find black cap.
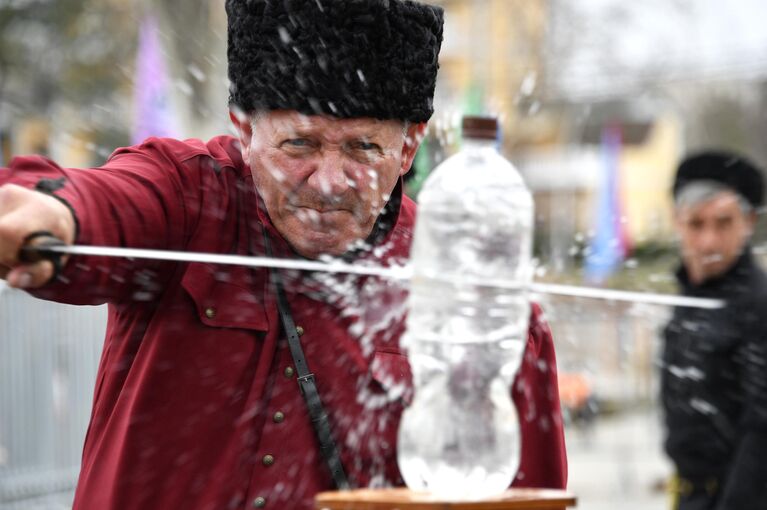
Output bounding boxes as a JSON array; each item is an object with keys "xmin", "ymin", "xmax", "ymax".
[
  {"xmin": 226, "ymin": 0, "xmax": 444, "ymax": 123},
  {"xmin": 672, "ymin": 150, "xmax": 764, "ymax": 208}
]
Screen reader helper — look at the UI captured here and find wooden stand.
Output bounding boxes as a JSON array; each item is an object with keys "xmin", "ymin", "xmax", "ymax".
[{"xmin": 315, "ymin": 488, "xmax": 577, "ymax": 510}]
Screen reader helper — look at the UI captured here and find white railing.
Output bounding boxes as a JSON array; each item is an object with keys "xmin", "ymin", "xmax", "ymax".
[{"xmin": 0, "ymin": 283, "xmax": 105, "ymax": 506}]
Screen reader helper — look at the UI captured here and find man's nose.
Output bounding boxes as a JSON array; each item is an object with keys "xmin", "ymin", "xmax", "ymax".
[
  {"xmin": 308, "ymin": 150, "xmax": 350, "ymax": 197},
  {"xmin": 697, "ymin": 227, "xmax": 720, "ymax": 252}
]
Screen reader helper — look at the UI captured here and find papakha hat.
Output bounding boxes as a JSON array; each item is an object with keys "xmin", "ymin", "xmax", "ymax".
[
  {"xmin": 672, "ymin": 150, "xmax": 765, "ymax": 208},
  {"xmin": 226, "ymin": 0, "xmax": 444, "ymax": 123}
]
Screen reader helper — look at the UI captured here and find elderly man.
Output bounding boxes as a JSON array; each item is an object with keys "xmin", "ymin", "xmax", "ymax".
[
  {"xmin": 663, "ymin": 151, "xmax": 767, "ymax": 510},
  {"xmin": 0, "ymin": 1, "xmax": 566, "ymax": 509}
]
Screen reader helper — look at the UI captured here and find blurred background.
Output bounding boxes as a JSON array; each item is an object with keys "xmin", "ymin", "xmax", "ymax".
[{"xmin": 3, "ymin": 0, "xmax": 767, "ymax": 508}]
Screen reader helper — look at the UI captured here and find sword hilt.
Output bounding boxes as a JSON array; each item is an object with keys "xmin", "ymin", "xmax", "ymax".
[{"xmin": 18, "ymin": 231, "xmax": 67, "ymax": 264}]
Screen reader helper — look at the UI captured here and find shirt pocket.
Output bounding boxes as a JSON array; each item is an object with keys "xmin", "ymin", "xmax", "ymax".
[{"xmin": 181, "ymin": 262, "xmax": 268, "ymax": 331}]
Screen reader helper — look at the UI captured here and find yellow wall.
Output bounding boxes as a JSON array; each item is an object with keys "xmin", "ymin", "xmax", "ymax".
[
  {"xmin": 12, "ymin": 117, "xmax": 100, "ymax": 168},
  {"xmin": 14, "ymin": 119, "xmax": 50, "ymax": 157},
  {"xmin": 434, "ymin": 0, "xmax": 548, "ymax": 140},
  {"xmin": 620, "ymin": 116, "xmax": 681, "ymax": 243}
]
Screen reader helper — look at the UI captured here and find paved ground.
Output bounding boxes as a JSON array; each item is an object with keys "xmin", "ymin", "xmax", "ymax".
[{"xmin": 565, "ymin": 408, "xmax": 672, "ymax": 510}]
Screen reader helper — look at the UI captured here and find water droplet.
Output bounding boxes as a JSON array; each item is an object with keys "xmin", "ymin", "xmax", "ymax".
[
  {"xmin": 187, "ymin": 64, "xmax": 206, "ymax": 82},
  {"xmin": 278, "ymin": 26, "xmax": 291, "ymax": 44}
]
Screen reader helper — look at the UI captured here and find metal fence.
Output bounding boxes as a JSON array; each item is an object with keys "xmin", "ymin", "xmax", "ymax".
[
  {"xmin": 544, "ymin": 296, "xmax": 668, "ymax": 405},
  {"xmin": 0, "ymin": 283, "xmax": 105, "ymax": 508}
]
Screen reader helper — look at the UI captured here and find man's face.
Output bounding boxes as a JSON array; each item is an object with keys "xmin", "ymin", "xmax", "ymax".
[
  {"xmin": 674, "ymin": 190, "xmax": 756, "ymax": 284},
  {"xmin": 232, "ymin": 110, "xmax": 423, "ymax": 259}
]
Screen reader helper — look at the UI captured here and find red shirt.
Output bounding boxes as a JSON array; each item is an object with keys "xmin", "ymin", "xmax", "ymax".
[{"xmin": 2, "ymin": 136, "xmax": 567, "ymax": 509}]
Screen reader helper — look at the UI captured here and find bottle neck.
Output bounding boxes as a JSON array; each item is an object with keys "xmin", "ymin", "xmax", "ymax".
[{"xmin": 461, "ymin": 137, "xmax": 499, "ymax": 152}]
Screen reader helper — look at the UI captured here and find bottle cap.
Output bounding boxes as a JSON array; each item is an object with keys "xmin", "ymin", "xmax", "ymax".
[{"xmin": 462, "ymin": 116, "xmax": 499, "ymax": 140}]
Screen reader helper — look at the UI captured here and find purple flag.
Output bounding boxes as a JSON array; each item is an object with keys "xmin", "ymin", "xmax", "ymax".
[{"xmin": 132, "ymin": 15, "xmax": 178, "ymax": 145}]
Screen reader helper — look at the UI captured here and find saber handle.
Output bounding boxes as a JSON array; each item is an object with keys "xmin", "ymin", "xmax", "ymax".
[{"xmin": 18, "ymin": 232, "xmax": 67, "ymax": 264}]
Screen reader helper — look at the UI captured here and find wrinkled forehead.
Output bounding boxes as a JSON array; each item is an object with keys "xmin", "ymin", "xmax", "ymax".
[{"xmin": 253, "ymin": 110, "xmax": 405, "ymax": 137}]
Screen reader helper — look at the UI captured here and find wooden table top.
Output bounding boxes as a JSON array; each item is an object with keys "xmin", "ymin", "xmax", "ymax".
[{"xmin": 315, "ymin": 488, "xmax": 577, "ymax": 510}]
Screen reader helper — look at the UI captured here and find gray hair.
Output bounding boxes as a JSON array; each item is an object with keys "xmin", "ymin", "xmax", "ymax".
[{"xmin": 675, "ymin": 180, "xmax": 753, "ymax": 214}]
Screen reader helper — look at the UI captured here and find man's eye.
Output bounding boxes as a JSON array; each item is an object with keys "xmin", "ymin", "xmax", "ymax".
[
  {"xmin": 283, "ymin": 139, "xmax": 312, "ymax": 148},
  {"xmin": 716, "ymin": 217, "xmax": 733, "ymax": 228},
  {"xmin": 352, "ymin": 141, "xmax": 381, "ymax": 152}
]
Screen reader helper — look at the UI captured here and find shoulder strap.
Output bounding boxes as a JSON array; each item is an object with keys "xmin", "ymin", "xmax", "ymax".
[{"xmin": 263, "ymin": 231, "xmax": 351, "ymax": 490}]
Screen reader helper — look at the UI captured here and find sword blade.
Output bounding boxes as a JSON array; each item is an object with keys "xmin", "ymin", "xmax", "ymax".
[
  {"xmin": 42, "ymin": 243, "xmax": 408, "ymax": 279},
  {"xmin": 33, "ymin": 244, "xmax": 723, "ymax": 309}
]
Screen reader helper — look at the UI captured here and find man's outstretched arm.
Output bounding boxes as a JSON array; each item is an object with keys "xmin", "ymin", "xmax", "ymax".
[{"xmin": 0, "ymin": 139, "xmax": 224, "ymax": 304}]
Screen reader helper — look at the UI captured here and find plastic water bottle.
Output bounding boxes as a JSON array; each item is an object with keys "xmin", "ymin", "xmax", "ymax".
[{"xmin": 397, "ymin": 116, "xmax": 533, "ymax": 500}]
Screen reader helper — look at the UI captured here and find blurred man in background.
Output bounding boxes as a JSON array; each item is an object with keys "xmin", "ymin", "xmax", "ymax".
[{"xmin": 663, "ymin": 151, "xmax": 767, "ymax": 510}]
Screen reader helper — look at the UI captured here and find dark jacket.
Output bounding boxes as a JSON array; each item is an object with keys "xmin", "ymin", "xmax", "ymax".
[{"xmin": 662, "ymin": 249, "xmax": 767, "ymax": 509}]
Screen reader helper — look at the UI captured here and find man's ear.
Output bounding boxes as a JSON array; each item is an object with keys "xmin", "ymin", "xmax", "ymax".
[
  {"xmin": 400, "ymin": 122, "xmax": 428, "ymax": 177},
  {"xmin": 229, "ymin": 109, "xmax": 253, "ymax": 161}
]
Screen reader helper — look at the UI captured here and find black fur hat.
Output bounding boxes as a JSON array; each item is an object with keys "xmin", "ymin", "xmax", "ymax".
[
  {"xmin": 673, "ymin": 150, "xmax": 765, "ymax": 208},
  {"xmin": 226, "ymin": 0, "xmax": 444, "ymax": 123}
]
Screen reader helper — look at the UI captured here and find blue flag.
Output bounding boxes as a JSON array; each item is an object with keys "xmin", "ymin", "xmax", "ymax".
[{"xmin": 585, "ymin": 124, "xmax": 628, "ymax": 284}]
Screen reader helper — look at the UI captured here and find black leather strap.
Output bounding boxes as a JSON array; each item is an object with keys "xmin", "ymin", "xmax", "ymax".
[
  {"xmin": 263, "ymin": 231, "xmax": 350, "ymax": 490},
  {"xmin": 34, "ymin": 178, "xmax": 81, "ymax": 242}
]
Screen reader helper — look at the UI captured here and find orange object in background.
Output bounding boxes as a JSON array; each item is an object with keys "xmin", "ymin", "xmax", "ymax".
[
  {"xmin": 558, "ymin": 372, "xmax": 593, "ymax": 410},
  {"xmin": 557, "ymin": 372, "xmax": 598, "ymax": 427}
]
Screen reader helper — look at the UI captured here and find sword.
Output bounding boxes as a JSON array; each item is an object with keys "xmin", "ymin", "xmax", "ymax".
[{"xmin": 19, "ymin": 239, "xmax": 723, "ymax": 309}]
